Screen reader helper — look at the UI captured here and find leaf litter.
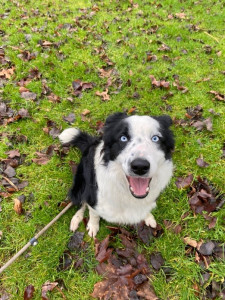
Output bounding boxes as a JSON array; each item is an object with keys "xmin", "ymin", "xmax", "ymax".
[
  {"xmin": 0, "ymin": 148, "xmax": 28, "ymax": 198},
  {"xmin": 175, "ymin": 173, "xmax": 225, "ymax": 296},
  {"xmin": 92, "ymin": 226, "xmax": 160, "ymax": 300}
]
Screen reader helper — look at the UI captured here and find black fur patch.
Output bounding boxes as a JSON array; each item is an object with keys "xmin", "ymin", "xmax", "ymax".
[
  {"xmin": 102, "ymin": 112, "xmax": 129, "ymax": 163},
  {"xmin": 69, "ymin": 134, "xmax": 100, "ymax": 208},
  {"xmin": 153, "ymin": 115, "xmax": 175, "ymax": 159}
]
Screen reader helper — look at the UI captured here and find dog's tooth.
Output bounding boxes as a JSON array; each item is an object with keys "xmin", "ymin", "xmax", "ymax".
[
  {"xmin": 146, "ymin": 187, "xmax": 149, "ymax": 192},
  {"xmin": 130, "ymin": 186, "xmax": 134, "ymax": 192}
]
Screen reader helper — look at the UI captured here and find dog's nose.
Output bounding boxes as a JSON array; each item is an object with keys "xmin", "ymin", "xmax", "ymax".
[{"xmin": 130, "ymin": 158, "xmax": 150, "ymax": 176}]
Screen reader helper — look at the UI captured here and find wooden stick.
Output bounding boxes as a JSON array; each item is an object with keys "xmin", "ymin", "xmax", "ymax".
[{"xmin": 0, "ymin": 201, "xmax": 73, "ymax": 274}]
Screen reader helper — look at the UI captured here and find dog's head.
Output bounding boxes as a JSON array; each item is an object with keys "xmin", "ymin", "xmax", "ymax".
[{"xmin": 102, "ymin": 112, "xmax": 174, "ymax": 199}]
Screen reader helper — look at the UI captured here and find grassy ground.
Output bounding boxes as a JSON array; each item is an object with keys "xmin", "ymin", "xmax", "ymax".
[{"xmin": 0, "ymin": 0, "xmax": 224, "ymax": 299}]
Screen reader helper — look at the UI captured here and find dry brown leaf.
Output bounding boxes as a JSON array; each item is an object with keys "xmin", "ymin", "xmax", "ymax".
[
  {"xmin": 98, "ymin": 68, "xmax": 113, "ymax": 78},
  {"xmin": 95, "ymin": 89, "xmax": 110, "ymax": 101},
  {"xmin": 41, "ymin": 281, "xmax": 58, "ymax": 300},
  {"xmin": 0, "ymin": 67, "xmax": 15, "ymax": 79},
  {"xmin": 183, "ymin": 237, "xmax": 198, "ymax": 248},
  {"xmin": 81, "ymin": 109, "xmax": 91, "ymax": 116},
  {"xmin": 14, "ymin": 198, "xmax": 23, "ymax": 215}
]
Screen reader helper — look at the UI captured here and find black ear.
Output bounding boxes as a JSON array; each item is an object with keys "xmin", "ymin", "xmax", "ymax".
[
  {"xmin": 153, "ymin": 115, "xmax": 173, "ymax": 128},
  {"xmin": 104, "ymin": 112, "xmax": 128, "ymax": 126}
]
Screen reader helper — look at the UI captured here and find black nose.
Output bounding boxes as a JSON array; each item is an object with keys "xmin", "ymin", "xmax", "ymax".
[{"xmin": 130, "ymin": 158, "xmax": 150, "ymax": 176}]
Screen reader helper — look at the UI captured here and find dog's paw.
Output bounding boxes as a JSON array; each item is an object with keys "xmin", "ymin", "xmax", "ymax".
[
  {"xmin": 70, "ymin": 211, "xmax": 83, "ymax": 232},
  {"xmin": 144, "ymin": 213, "xmax": 157, "ymax": 228},
  {"xmin": 70, "ymin": 215, "xmax": 80, "ymax": 232},
  {"xmin": 87, "ymin": 221, "xmax": 99, "ymax": 238}
]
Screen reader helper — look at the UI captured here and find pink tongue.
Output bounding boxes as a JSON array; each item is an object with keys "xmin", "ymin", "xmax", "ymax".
[{"xmin": 128, "ymin": 177, "xmax": 150, "ymax": 196}]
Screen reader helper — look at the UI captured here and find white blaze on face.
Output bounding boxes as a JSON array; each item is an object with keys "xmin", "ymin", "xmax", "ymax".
[{"xmin": 117, "ymin": 116, "xmax": 165, "ymax": 179}]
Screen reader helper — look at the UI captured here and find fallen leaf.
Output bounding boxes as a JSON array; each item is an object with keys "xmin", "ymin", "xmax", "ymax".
[
  {"xmin": 198, "ymin": 241, "xmax": 215, "ymax": 256},
  {"xmin": 24, "ymin": 285, "xmax": 35, "ymax": 300},
  {"xmin": 21, "ymin": 91, "xmax": 37, "ymax": 101},
  {"xmin": 137, "ymin": 222, "xmax": 163, "ymax": 245},
  {"xmin": 32, "ymin": 152, "xmax": 51, "ymax": 165},
  {"xmin": 14, "ymin": 198, "xmax": 23, "ymax": 215},
  {"xmin": 0, "ymin": 67, "xmax": 15, "ymax": 79},
  {"xmin": 98, "ymin": 68, "xmax": 113, "ymax": 78},
  {"xmin": 163, "ymin": 220, "xmax": 182, "ymax": 234},
  {"xmin": 72, "ymin": 79, "xmax": 94, "ymax": 97},
  {"xmin": 183, "ymin": 237, "xmax": 198, "ymax": 248},
  {"xmin": 149, "ymin": 75, "xmax": 170, "ymax": 89},
  {"xmin": 49, "ymin": 127, "xmax": 61, "ymax": 139},
  {"xmin": 6, "ymin": 149, "xmax": 20, "ymax": 158},
  {"xmin": 150, "ymin": 252, "xmax": 164, "ymax": 271},
  {"xmin": 67, "ymin": 231, "xmax": 84, "ymax": 251},
  {"xmin": 188, "ymin": 177, "xmax": 224, "ymax": 214},
  {"xmin": 41, "ymin": 281, "xmax": 58, "ymax": 300},
  {"xmin": 209, "ymin": 90, "xmax": 225, "ymax": 102},
  {"xmin": 196, "ymin": 157, "xmax": 209, "ymax": 168},
  {"xmin": 95, "ymin": 89, "xmax": 110, "ymax": 101},
  {"xmin": 17, "ymin": 108, "xmax": 30, "ymax": 118},
  {"xmin": 95, "ymin": 236, "xmax": 113, "ymax": 263},
  {"xmin": 173, "ymin": 79, "xmax": 188, "ymax": 93},
  {"xmin": 4, "ymin": 165, "xmax": 16, "ymax": 178},
  {"xmin": 47, "ymin": 93, "xmax": 60, "ymax": 103},
  {"xmin": 63, "ymin": 113, "xmax": 75, "ymax": 124},
  {"xmin": 175, "ymin": 174, "xmax": 193, "ymax": 189},
  {"xmin": 175, "ymin": 12, "xmax": 186, "ymax": 19},
  {"xmin": 185, "ymin": 105, "xmax": 203, "ymax": 120},
  {"xmin": 19, "ymin": 86, "xmax": 29, "ymax": 93},
  {"xmin": 158, "ymin": 43, "xmax": 171, "ymax": 52},
  {"xmin": 81, "ymin": 109, "xmax": 90, "ymax": 116},
  {"xmin": 136, "ymin": 281, "xmax": 158, "ymax": 300},
  {"xmin": 57, "ymin": 251, "xmax": 73, "ymax": 271}
]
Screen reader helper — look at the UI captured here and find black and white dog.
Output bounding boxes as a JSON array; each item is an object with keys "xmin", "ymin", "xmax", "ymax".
[{"xmin": 59, "ymin": 113, "xmax": 174, "ymax": 237}]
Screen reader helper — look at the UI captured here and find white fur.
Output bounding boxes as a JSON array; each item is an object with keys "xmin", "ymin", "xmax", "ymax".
[
  {"xmin": 70, "ymin": 203, "xmax": 86, "ymax": 232},
  {"xmin": 58, "ymin": 128, "xmax": 79, "ymax": 144}
]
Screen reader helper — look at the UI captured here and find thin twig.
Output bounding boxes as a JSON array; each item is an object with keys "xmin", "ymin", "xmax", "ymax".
[
  {"xmin": 2, "ymin": 176, "xmax": 19, "ymax": 191},
  {"xmin": 0, "ymin": 201, "xmax": 73, "ymax": 274},
  {"xmin": 55, "ymin": 286, "xmax": 67, "ymax": 300},
  {"xmin": 203, "ymin": 31, "xmax": 219, "ymax": 43},
  {"xmin": 7, "ymin": 45, "xmax": 24, "ymax": 52}
]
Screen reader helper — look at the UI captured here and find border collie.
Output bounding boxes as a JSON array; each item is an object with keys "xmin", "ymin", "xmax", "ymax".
[{"xmin": 59, "ymin": 112, "xmax": 174, "ymax": 237}]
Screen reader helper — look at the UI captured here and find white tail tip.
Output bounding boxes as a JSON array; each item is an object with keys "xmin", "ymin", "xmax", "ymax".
[{"xmin": 58, "ymin": 128, "xmax": 79, "ymax": 144}]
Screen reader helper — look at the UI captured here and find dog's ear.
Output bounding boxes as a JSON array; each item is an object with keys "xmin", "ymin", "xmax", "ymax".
[
  {"xmin": 104, "ymin": 112, "xmax": 127, "ymax": 126},
  {"xmin": 153, "ymin": 115, "xmax": 172, "ymax": 128}
]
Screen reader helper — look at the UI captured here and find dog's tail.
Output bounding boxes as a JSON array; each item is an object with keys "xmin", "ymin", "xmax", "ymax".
[{"xmin": 59, "ymin": 128, "xmax": 97, "ymax": 154}]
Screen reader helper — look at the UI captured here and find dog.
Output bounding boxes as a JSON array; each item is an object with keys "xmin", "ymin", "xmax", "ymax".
[{"xmin": 59, "ymin": 112, "xmax": 174, "ymax": 237}]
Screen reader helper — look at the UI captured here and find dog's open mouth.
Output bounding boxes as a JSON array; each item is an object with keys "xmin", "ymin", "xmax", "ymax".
[{"xmin": 127, "ymin": 176, "xmax": 152, "ymax": 199}]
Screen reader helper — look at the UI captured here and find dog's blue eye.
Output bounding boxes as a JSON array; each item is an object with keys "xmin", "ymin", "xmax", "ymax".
[
  {"xmin": 120, "ymin": 135, "xmax": 128, "ymax": 142},
  {"xmin": 152, "ymin": 135, "xmax": 160, "ymax": 142}
]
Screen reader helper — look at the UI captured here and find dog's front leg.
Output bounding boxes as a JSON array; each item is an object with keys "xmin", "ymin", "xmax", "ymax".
[
  {"xmin": 70, "ymin": 203, "xmax": 86, "ymax": 232},
  {"xmin": 87, "ymin": 206, "xmax": 100, "ymax": 238},
  {"xmin": 144, "ymin": 213, "xmax": 157, "ymax": 228}
]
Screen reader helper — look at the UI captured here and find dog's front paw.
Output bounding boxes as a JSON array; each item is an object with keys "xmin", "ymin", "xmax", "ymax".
[
  {"xmin": 70, "ymin": 207, "xmax": 85, "ymax": 232},
  {"xmin": 70, "ymin": 214, "xmax": 81, "ymax": 232},
  {"xmin": 87, "ymin": 221, "xmax": 99, "ymax": 238},
  {"xmin": 144, "ymin": 213, "xmax": 157, "ymax": 228}
]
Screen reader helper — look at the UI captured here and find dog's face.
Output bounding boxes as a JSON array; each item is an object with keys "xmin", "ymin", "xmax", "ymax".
[{"xmin": 102, "ymin": 113, "xmax": 174, "ymax": 199}]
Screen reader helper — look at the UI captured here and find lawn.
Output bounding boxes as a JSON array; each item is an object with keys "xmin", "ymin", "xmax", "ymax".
[{"xmin": 0, "ymin": 0, "xmax": 224, "ymax": 299}]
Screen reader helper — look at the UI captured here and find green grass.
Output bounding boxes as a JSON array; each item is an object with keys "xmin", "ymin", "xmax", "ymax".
[{"xmin": 0, "ymin": 0, "xmax": 225, "ymax": 299}]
